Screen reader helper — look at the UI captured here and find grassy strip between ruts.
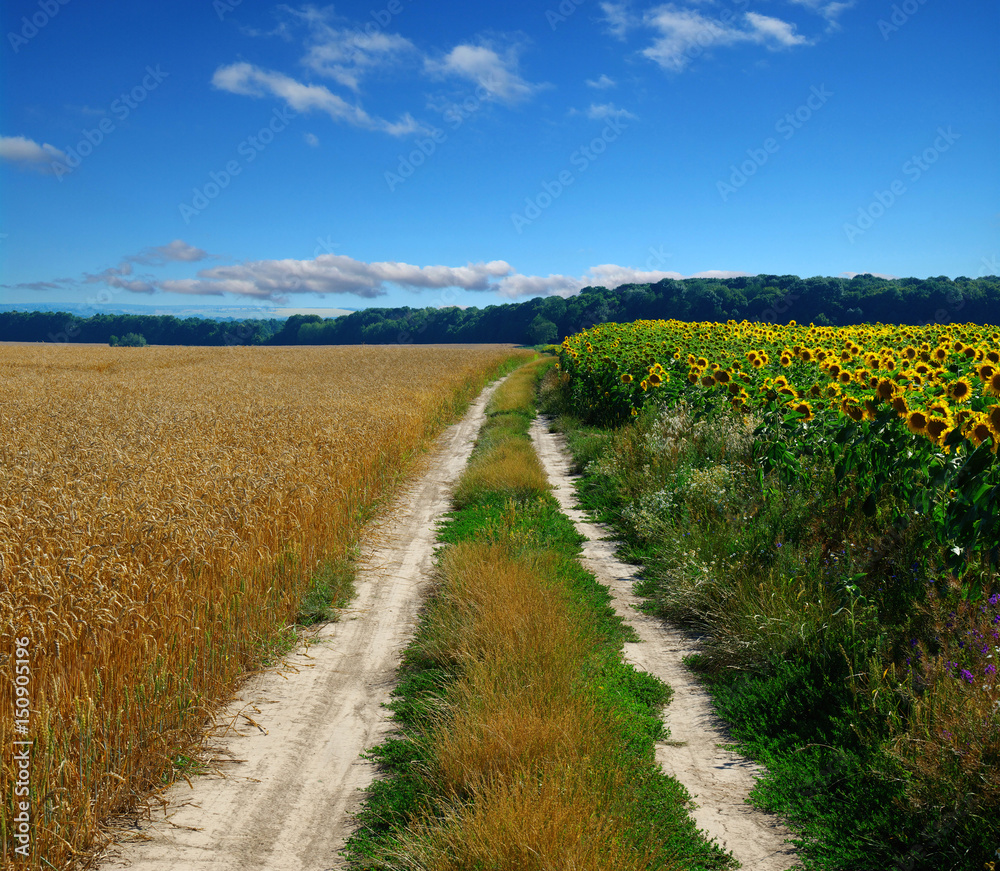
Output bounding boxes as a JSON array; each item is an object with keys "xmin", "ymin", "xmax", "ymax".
[{"xmin": 343, "ymin": 357, "xmax": 734, "ymax": 871}]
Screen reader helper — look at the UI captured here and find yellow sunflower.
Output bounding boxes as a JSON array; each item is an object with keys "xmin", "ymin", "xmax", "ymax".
[
  {"xmin": 875, "ymin": 378, "xmax": 897, "ymax": 401},
  {"xmin": 987, "ymin": 406, "xmax": 1000, "ymax": 438},
  {"xmin": 925, "ymin": 417, "xmax": 951, "ymax": 445},
  {"xmin": 890, "ymin": 395, "xmax": 909, "ymax": 416},
  {"xmin": 905, "ymin": 410, "xmax": 928, "ymax": 434},
  {"xmin": 946, "ymin": 378, "xmax": 973, "ymax": 403},
  {"xmin": 966, "ymin": 418, "xmax": 994, "ymax": 448}
]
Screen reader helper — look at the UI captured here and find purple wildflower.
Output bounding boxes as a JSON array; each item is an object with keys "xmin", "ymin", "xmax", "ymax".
[
  {"xmin": 989, "ymin": 593, "xmax": 1000, "ymax": 606},
  {"xmin": 986, "ymin": 664, "xmax": 997, "ymax": 676},
  {"xmin": 959, "ymin": 669, "xmax": 974, "ymax": 684}
]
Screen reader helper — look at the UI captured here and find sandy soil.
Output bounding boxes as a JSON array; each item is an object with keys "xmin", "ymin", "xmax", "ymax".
[
  {"xmin": 530, "ymin": 418, "xmax": 799, "ymax": 871},
  {"xmin": 100, "ymin": 380, "xmax": 502, "ymax": 871}
]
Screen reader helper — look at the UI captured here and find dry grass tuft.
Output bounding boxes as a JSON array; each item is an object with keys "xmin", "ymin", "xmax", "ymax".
[
  {"xmin": 452, "ymin": 441, "xmax": 549, "ymax": 507},
  {"xmin": 398, "ymin": 768, "xmax": 662, "ymax": 871}
]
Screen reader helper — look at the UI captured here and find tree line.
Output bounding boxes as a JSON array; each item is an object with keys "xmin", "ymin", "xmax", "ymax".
[
  {"xmin": 3, "ymin": 273, "xmax": 998, "ymax": 347},
  {"xmin": 0, "ymin": 311, "xmax": 283, "ymax": 345}
]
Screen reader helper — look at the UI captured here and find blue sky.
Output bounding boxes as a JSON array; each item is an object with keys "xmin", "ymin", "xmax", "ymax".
[{"xmin": 1, "ymin": 0, "xmax": 997, "ymax": 315}]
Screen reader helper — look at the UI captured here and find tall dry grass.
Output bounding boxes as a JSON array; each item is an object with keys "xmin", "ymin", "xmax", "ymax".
[
  {"xmin": 402, "ymin": 540, "xmax": 685, "ymax": 871},
  {"xmin": 0, "ymin": 343, "xmax": 523, "ymax": 868}
]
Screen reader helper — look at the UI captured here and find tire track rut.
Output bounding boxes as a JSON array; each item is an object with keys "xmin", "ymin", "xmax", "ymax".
[{"xmin": 530, "ymin": 417, "xmax": 798, "ymax": 871}]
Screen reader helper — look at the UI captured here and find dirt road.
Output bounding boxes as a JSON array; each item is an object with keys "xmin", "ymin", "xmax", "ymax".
[
  {"xmin": 530, "ymin": 418, "xmax": 799, "ymax": 871},
  {"xmin": 101, "ymin": 381, "xmax": 502, "ymax": 871}
]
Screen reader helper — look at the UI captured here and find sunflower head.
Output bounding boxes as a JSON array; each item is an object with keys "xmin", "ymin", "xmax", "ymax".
[
  {"xmin": 925, "ymin": 417, "xmax": 951, "ymax": 444},
  {"xmin": 621, "ymin": 372, "xmax": 633, "ymax": 384},
  {"xmin": 967, "ymin": 420, "xmax": 994, "ymax": 447},
  {"xmin": 986, "ymin": 372, "xmax": 1000, "ymax": 397},
  {"xmin": 875, "ymin": 378, "xmax": 897, "ymax": 400},
  {"xmin": 988, "ymin": 405, "xmax": 1000, "ymax": 437},
  {"xmin": 947, "ymin": 378, "xmax": 973, "ymax": 402},
  {"xmin": 906, "ymin": 410, "xmax": 928, "ymax": 433},
  {"xmin": 890, "ymin": 395, "xmax": 909, "ymax": 415}
]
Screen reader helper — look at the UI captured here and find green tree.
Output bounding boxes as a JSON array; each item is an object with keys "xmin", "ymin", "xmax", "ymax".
[{"xmin": 526, "ymin": 315, "xmax": 559, "ymax": 345}]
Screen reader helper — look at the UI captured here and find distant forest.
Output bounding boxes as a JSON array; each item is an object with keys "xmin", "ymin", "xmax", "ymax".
[{"xmin": 3, "ymin": 274, "xmax": 999, "ymax": 348}]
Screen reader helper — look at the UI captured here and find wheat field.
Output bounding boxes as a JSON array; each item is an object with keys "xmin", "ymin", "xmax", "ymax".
[{"xmin": 0, "ymin": 342, "xmax": 522, "ymax": 868}]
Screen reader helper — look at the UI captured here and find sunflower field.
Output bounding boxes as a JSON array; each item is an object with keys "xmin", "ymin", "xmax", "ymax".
[
  {"xmin": 559, "ymin": 319, "xmax": 1000, "ymax": 587},
  {"xmin": 552, "ymin": 320, "xmax": 1000, "ymax": 866}
]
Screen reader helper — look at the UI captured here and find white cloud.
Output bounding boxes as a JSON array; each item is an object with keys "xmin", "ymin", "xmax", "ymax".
[
  {"xmin": 0, "ymin": 135, "xmax": 67, "ymax": 172},
  {"xmin": 789, "ymin": 0, "xmax": 856, "ymax": 26},
  {"xmin": 291, "ymin": 10, "xmax": 418, "ymax": 92},
  {"xmin": 744, "ymin": 12, "xmax": 810, "ymax": 47},
  {"xmin": 583, "ymin": 264, "xmax": 683, "ymax": 288},
  {"xmin": 128, "ymin": 239, "xmax": 210, "ymax": 265},
  {"xmin": 495, "ymin": 265, "xmax": 751, "ymax": 299},
  {"xmin": 636, "ymin": 4, "xmax": 810, "ymax": 72},
  {"xmin": 78, "ymin": 240, "xmax": 212, "ymax": 295},
  {"xmin": 304, "ymin": 132, "xmax": 320, "ymax": 146},
  {"xmin": 161, "ymin": 255, "xmax": 515, "ymax": 302},
  {"xmin": 840, "ymin": 271, "xmax": 899, "ymax": 280},
  {"xmin": 496, "ymin": 273, "xmax": 582, "ymax": 299},
  {"xmin": 84, "ymin": 263, "xmax": 156, "ymax": 295},
  {"xmin": 586, "ymin": 74, "xmax": 617, "ymax": 89},
  {"xmin": 601, "ymin": 2, "xmax": 636, "ymax": 39},
  {"xmin": 427, "ymin": 43, "xmax": 541, "ymax": 105},
  {"xmin": 586, "ymin": 102, "xmax": 638, "ymax": 121},
  {"xmin": 212, "ymin": 63, "xmax": 426, "ymax": 136}
]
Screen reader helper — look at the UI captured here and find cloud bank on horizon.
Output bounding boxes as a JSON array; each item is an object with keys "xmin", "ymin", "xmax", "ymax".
[{"xmin": 4, "ymin": 240, "xmax": 752, "ymax": 304}]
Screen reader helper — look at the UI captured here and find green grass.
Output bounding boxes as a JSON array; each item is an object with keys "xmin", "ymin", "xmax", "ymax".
[{"xmin": 296, "ymin": 551, "xmax": 358, "ymax": 625}]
